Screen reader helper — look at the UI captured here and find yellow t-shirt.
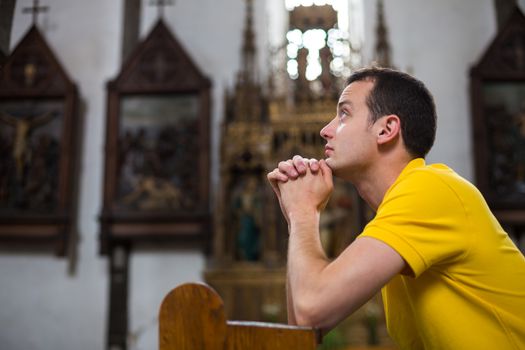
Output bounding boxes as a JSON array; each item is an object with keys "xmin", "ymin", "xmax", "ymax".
[{"xmin": 360, "ymin": 158, "xmax": 525, "ymax": 350}]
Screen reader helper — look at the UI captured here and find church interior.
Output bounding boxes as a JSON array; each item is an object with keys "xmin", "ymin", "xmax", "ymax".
[{"xmin": 1, "ymin": 0, "xmax": 525, "ymax": 349}]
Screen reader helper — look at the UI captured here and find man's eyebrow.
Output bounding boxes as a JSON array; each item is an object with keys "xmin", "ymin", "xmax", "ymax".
[{"xmin": 337, "ymin": 100, "xmax": 353, "ymax": 109}]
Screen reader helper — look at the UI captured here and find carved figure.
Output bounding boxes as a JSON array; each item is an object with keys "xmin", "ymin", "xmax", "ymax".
[
  {"xmin": 0, "ymin": 111, "xmax": 56, "ymax": 180},
  {"xmin": 121, "ymin": 175, "xmax": 186, "ymax": 211},
  {"xmin": 233, "ymin": 177, "xmax": 262, "ymax": 261}
]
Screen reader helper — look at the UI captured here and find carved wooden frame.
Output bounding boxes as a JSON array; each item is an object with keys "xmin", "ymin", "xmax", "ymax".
[
  {"xmin": 470, "ymin": 7, "xmax": 525, "ymax": 221},
  {"xmin": 99, "ymin": 20, "xmax": 212, "ymax": 254},
  {"xmin": 0, "ymin": 26, "xmax": 78, "ymax": 255}
]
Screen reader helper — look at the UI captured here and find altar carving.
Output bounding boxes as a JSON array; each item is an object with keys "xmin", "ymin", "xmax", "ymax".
[{"xmin": 205, "ymin": 0, "xmax": 364, "ymax": 327}]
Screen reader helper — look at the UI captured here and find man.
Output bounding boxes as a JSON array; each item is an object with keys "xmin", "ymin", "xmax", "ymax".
[{"xmin": 267, "ymin": 67, "xmax": 525, "ymax": 349}]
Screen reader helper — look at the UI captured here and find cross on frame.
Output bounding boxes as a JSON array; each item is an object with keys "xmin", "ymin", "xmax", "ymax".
[
  {"xmin": 150, "ymin": 0, "xmax": 175, "ymax": 18},
  {"xmin": 22, "ymin": 0, "xmax": 49, "ymax": 26}
]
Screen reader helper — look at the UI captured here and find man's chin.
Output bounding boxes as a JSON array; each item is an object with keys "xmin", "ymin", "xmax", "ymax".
[
  {"xmin": 325, "ymin": 158, "xmax": 339, "ymax": 175},
  {"xmin": 325, "ymin": 159, "xmax": 348, "ymax": 179}
]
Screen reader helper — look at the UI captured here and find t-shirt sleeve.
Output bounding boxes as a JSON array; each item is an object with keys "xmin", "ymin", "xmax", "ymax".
[{"xmin": 359, "ymin": 170, "xmax": 472, "ymax": 278}]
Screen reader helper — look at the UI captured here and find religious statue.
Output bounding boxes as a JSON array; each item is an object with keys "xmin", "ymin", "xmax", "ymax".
[
  {"xmin": 232, "ymin": 177, "xmax": 263, "ymax": 261},
  {"xmin": 296, "ymin": 48, "xmax": 311, "ymax": 101},
  {"xmin": 319, "ymin": 45, "xmax": 335, "ymax": 97}
]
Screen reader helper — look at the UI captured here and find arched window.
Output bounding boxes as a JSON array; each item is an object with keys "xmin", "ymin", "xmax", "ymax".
[{"xmin": 284, "ymin": 0, "xmax": 363, "ymax": 98}]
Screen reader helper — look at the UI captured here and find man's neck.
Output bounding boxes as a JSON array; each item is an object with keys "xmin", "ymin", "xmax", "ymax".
[{"xmin": 353, "ymin": 156, "xmax": 414, "ymax": 211}]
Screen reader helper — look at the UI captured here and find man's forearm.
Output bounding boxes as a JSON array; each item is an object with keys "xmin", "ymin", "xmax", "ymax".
[
  {"xmin": 286, "ymin": 273, "xmax": 297, "ymax": 324},
  {"xmin": 287, "ymin": 211, "xmax": 330, "ymax": 326}
]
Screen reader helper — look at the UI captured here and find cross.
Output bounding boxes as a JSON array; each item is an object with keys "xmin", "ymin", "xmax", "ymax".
[
  {"xmin": 22, "ymin": 0, "xmax": 49, "ymax": 26},
  {"xmin": 150, "ymin": 0, "xmax": 175, "ymax": 19}
]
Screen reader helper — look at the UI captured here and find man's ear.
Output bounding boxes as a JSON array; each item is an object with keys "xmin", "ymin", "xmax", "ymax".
[{"xmin": 377, "ymin": 114, "xmax": 401, "ymax": 144}]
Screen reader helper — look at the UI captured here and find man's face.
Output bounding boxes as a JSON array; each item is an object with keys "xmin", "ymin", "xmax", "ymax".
[{"xmin": 320, "ymin": 80, "xmax": 378, "ymax": 180}]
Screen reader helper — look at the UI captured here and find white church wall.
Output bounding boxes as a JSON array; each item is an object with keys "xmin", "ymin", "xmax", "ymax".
[{"xmin": 0, "ymin": 1, "xmax": 504, "ymax": 350}]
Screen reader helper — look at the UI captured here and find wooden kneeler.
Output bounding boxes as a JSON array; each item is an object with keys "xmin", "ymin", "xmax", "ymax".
[{"xmin": 159, "ymin": 283, "xmax": 320, "ymax": 349}]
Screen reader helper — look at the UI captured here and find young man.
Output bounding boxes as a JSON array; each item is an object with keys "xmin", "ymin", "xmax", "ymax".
[{"xmin": 267, "ymin": 68, "xmax": 525, "ymax": 349}]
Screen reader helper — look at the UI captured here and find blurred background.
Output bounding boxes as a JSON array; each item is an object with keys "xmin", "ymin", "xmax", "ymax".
[{"xmin": 1, "ymin": 0, "xmax": 525, "ymax": 349}]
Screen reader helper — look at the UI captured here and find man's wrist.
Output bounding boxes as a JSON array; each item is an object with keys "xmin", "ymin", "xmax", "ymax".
[{"xmin": 288, "ymin": 209, "xmax": 320, "ymax": 232}]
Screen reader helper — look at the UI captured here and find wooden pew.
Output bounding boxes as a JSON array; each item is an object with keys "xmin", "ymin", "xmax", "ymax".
[{"xmin": 159, "ymin": 283, "xmax": 320, "ymax": 350}]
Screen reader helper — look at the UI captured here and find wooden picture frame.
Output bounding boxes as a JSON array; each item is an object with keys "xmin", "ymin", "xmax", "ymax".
[
  {"xmin": 0, "ymin": 26, "xmax": 78, "ymax": 255},
  {"xmin": 471, "ymin": 7, "xmax": 525, "ymax": 228},
  {"xmin": 99, "ymin": 20, "xmax": 212, "ymax": 254}
]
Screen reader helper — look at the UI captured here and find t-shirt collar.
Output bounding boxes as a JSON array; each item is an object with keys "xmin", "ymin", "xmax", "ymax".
[
  {"xmin": 380, "ymin": 158, "xmax": 425, "ymax": 208},
  {"xmin": 400, "ymin": 157, "xmax": 425, "ymax": 176}
]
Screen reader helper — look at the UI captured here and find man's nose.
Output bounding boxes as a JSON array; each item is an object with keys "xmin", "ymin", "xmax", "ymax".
[{"xmin": 320, "ymin": 118, "xmax": 336, "ymax": 140}]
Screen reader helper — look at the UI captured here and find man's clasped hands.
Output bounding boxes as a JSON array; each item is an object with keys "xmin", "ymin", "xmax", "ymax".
[{"xmin": 267, "ymin": 155, "xmax": 334, "ymax": 225}]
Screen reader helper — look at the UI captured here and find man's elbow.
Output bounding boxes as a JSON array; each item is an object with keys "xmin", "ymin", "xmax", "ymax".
[{"xmin": 294, "ymin": 296, "xmax": 333, "ymax": 329}]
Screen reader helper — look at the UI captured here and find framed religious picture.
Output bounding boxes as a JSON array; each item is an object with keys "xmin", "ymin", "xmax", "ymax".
[
  {"xmin": 471, "ymin": 6, "xmax": 525, "ymax": 248},
  {"xmin": 0, "ymin": 26, "xmax": 78, "ymax": 255},
  {"xmin": 116, "ymin": 94, "xmax": 201, "ymax": 211},
  {"xmin": 99, "ymin": 20, "xmax": 211, "ymax": 253},
  {"xmin": 478, "ymin": 82, "xmax": 525, "ymax": 206}
]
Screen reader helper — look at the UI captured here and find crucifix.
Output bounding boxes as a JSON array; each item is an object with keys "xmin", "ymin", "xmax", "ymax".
[
  {"xmin": 149, "ymin": 0, "xmax": 174, "ymax": 19},
  {"xmin": 22, "ymin": 0, "xmax": 49, "ymax": 26}
]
